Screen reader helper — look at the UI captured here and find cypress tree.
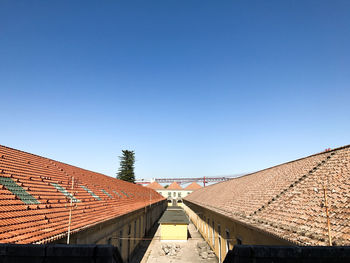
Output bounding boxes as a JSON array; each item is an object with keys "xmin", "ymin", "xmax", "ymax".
[{"xmin": 117, "ymin": 150, "xmax": 135, "ymax": 183}]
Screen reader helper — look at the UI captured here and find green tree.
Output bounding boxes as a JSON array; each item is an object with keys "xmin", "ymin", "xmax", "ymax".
[{"xmin": 117, "ymin": 150, "xmax": 135, "ymax": 183}]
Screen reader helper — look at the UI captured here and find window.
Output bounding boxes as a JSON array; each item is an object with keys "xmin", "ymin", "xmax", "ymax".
[
  {"xmin": 134, "ymin": 220, "xmax": 137, "ymax": 244},
  {"xmin": 212, "ymin": 220, "xmax": 215, "ymax": 246},
  {"xmin": 127, "ymin": 238, "xmax": 130, "ymax": 256},
  {"xmin": 201, "ymin": 216, "xmax": 203, "ymax": 231},
  {"xmin": 178, "ymin": 192, "xmax": 181, "ymax": 197},
  {"xmin": 207, "ymin": 218, "xmax": 210, "ymax": 238},
  {"xmin": 127, "ymin": 225, "xmax": 131, "ymax": 256},
  {"xmin": 168, "ymin": 192, "xmax": 171, "ymax": 197},
  {"xmin": 119, "ymin": 230, "xmax": 123, "ymax": 250},
  {"xmin": 187, "ymin": 192, "xmax": 191, "ymax": 195},
  {"xmin": 173, "ymin": 192, "xmax": 176, "ymax": 197},
  {"xmin": 203, "ymin": 216, "xmax": 206, "ymax": 233},
  {"xmin": 139, "ymin": 218, "xmax": 142, "ymax": 242},
  {"xmin": 225, "ymin": 229, "xmax": 230, "ymax": 253}
]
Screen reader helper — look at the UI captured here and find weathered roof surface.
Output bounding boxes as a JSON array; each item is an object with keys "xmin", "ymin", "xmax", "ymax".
[
  {"xmin": 159, "ymin": 208, "xmax": 189, "ymax": 224},
  {"xmin": 185, "ymin": 145, "xmax": 350, "ymax": 246},
  {"xmin": 145, "ymin": 182, "xmax": 164, "ymax": 190},
  {"xmin": 184, "ymin": 182, "xmax": 202, "ymax": 190},
  {"xmin": 167, "ymin": 182, "xmax": 183, "ymax": 190},
  {"xmin": 0, "ymin": 145, "xmax": 165, "ymax": 244}
]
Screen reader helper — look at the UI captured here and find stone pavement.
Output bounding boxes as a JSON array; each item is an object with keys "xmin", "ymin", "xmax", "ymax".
[{"xmin": 139, "ymin": 222, "xmax": 218, "ymax": 263}]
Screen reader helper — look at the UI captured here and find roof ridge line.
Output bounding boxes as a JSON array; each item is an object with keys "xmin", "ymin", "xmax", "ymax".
[
  {"xmin": 250, "ymin": 151, "xmax": 337, "ymax": 217},
  {"xmin": 0, "ymin": 144, "xmax": 109, "ymax": 178},
  {"xmin": 189, "ymin": 146, "xmax": 348, "ymax": 192},
  {"xmin": 227, "ymin": 145, "xmax": 350, "ymax": 182}
]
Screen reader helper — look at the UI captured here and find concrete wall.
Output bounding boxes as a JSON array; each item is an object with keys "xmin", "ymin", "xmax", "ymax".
[
  {"xmin": 224, "ymin": 245, "xmax": 350, "ymax": 263},
  {"xmin": 183, "ymin": 201, "xmax": 291, "ymax": 263},
  {"xmin": 0, "ymin": 244, "xmax": 122, "ymax": 263},
  {"xmin": 54, "ymin": 200, "xmax": 167, "ymax": 262},
  {"xmin": 160, "ymin": 224, "xmax": 188, "ymax": 241}
]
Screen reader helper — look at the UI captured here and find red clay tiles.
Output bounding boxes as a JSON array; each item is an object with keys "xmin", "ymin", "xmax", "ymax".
[
  {"xmin": 145, "ymin": 182, "xmax": 164, "ymax": 190},
  {"xmin": 0, "ymin": 145, "xmax": 165, "ymax": 244},
  {"xmin": 185, "ymin": 145, "xmax": 350, "ymax": 246},
  {"xmin": 167, "ymin": 182, "xmax": 182, "ymax": 190},
  {"xmin": 184, "ymin": 182, "xmax": 201, "ymax": 190}
]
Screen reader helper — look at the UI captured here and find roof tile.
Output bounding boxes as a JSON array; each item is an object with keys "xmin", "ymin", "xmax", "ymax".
[
  {"xmin": 0, "ymin": 145, "xmax": 165, "ymax": 244},
  {"xmin": 185, "ymin": 145, "xmax": 350, "ymax": 246},
  {"xmin": 167, "ymin": 182, "xmax": 183, "ymax": 190},
  {"xmin": 184, "ymin": 182, "xmax": 201, "ymax": 190},
  {"xmin": 145, "ymin": 182, "xmax": 164, "ymax": 190}
]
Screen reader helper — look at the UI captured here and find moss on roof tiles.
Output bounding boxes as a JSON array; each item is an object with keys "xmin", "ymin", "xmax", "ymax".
[
  {"xmin": 120, "ymin": 190, "xmax": 129, "ymax": 197},
  {"xmin": 51, "ymin": 183, "xmax": 80, "ymax": 203},
  {"xmin": 112, "ymin": 190, "xmax": 122, "ymax": 198},
  {"xmin": 80, "ymin": 185, "xmax": 101, "ymax": 200},
  {"xmin": 101, "ymin": 189, "xmax": 112, "ymax": 198},
  {"xmin": 0, "ymin": 144, "xmax": 166, "ymax": 244},
  {"xmin": 0, "ymin": 176, "xmax": 40, "ymax": 205}
]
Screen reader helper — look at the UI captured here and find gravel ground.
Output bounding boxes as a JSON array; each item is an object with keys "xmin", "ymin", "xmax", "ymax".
[{"xmin": 139, "ymin": 222, "xmax": 218, "ymax": 263}]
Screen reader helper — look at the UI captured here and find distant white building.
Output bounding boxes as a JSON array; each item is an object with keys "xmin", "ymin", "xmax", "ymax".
[{"xmin": 146, "ymin": 181, "xmax": 201, "ymax": 206}]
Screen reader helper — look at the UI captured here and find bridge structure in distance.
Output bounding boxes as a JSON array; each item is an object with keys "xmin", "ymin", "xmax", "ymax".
[{"xmin": 135, "ymin": 174, "xmax": 246, "ymax": 187}]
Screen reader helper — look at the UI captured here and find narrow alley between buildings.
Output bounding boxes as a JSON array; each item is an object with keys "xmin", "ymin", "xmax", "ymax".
[{"xmin": 138, "ymin": 222, "xmax": 218, "ymax": 263}]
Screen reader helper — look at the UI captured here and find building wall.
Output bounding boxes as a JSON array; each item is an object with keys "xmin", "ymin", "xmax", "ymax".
[
  {"xmin": 157, "ymin": 189, "xmax": 193, "ymax": 206},
  {"xmin": 160, "ymin": 224, "xmax": 188, "ymax": 241},
  {"xmin": 177, "ymin": 202, "xmax": 183, "ymax": 207},
  {"xmin": 55, "ymin": 200, "xmax": 167, "ymax": 262},
  {"xmin": 183, "ymin": 201, "xmax": 291, "ymax": 263},
  {"xmin": 157, "ymin": 189, "xmax": 192, "ymax": 199}
]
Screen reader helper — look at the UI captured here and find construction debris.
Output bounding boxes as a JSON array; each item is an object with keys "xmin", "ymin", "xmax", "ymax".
[{"xmin": 160, "ymin": 244, "xmax": 181, "ymax": 256}]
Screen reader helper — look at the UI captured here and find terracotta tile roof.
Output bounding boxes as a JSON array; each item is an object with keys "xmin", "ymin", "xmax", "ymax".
[
  {"xmin": 0, "ymin": 145, "xmax": 165, "ymax": 244},
  {"xmin": 145, "ymin": 182, "xmax": 164, "ymax": 190},
  {"xmin": 184, "ymin": 182, "xmax": 202, "ymax": 190},
  {"xmin": 184, "ymin": 145, "xmax": 350, "ymax": 246},
  {"xmin": 167, "ymin": 182, "xmax": 183, "ymax": 190}
]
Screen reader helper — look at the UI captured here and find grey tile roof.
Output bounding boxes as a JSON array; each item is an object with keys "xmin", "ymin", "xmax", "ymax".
[
  {"xmin": 185, "ymin": 145, "xmax": 350, "ymax": 246},
  {"xmin": 159, "ymin": 208, "xmax": 189, "ymax": 224}
]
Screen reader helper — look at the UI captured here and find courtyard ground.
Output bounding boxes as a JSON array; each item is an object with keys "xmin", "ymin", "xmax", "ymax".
[{"xmin": 137, "ymin": 222, "xmax": 218, "ymax": 263}]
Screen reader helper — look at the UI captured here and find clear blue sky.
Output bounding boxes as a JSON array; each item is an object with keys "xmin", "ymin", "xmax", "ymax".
[{"xmin": 1, "ymin": 1, "xmax": 349, "ymax": 180}]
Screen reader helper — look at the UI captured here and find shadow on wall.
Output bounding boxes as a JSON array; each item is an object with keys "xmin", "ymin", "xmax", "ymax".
[
  {"xmin": 129, "ymin": 221, "xmax": 161, "ymax": 263},
  {"xmin": 223, "ymin": 245, "xmax": 350, "ymax": 263},
  {"xmin": 0, "ymin": 244, "xmax": 122, "ymax": 263}
]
